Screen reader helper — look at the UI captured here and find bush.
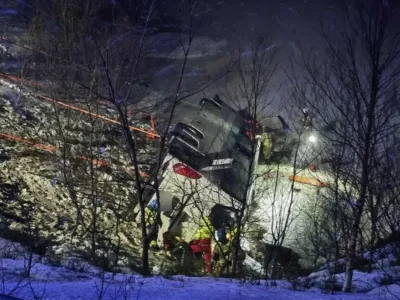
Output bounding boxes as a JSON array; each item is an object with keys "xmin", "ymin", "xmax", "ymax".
[
  {"xmin": 0, "ymin": 247, "xmax": 20, "ymax": 260},
  {"xmin": 378, "ymin": 275, "xmax": 394, "ymax": 286},
  {"xmin": 159, "ymin": 253, "xmax": 203, "ymax": 276},
  {"xmin": 395, "ymin": 256, "xmax": 400, "ymax": 266},
  {"xmin": 392, "ymin": 243, "xmax": 400, "ymax": 266},
  {"xmin": 319, "ymin": 275, "xmax": 342, "ymax": 294},
  {"xmin": 66, "ymin": 257, "xmax": 91, "ymax": 273},
  {"xmin": 269, "ymin": 280, "xmax": 278, "ymax": 287},
  {"xmin": 353, "ymin": 256, "xmax": 370, "ymax": 272},
  {"xmin": 289, "ymin": 277, "xmax": 314, "ymax": 291},
  {"xmin": 44, "ymin": 247, "xmax": 63, "ymax": 267}
]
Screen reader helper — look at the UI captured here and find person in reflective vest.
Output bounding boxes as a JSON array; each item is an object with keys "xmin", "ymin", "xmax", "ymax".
[
  {"xmin": 213, "ymin": 226, "xmax": 245, "ymax": 276},
  {"xmin": 189, "ymin": 217, "xmax": 214, "ymax": 273},
  {"xmin": 256, "ymin": 132, "xmax": 272, "ymax": 160},
  {"xmin": 145, "ymin": 199, "xmax": 162, "ymax": 249},
  {"xmin": 163, "ymin": 231, "xmax": 190, "ymax": 264}
]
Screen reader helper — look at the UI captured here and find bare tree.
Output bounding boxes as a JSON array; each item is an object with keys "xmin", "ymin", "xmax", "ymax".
[
  {"xmin": 218, "ymin": 37, "xmax": 283, "ymax": 277},
  {"xmin": 290, "ymin": 0, "xmax": 400, "ymax": 291},
  {"xmin": 84, "ymin": 0, "xmax": 227, "ymax": 275}
]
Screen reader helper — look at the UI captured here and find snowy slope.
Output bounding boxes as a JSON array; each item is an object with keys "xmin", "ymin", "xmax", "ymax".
[
  {"xmin": 0, "ymin": 237, "xmax": 397, "ymax": 300},
  {"xmin": 0, "ymin": 259, "xmax": 395, "ymax": 300}
]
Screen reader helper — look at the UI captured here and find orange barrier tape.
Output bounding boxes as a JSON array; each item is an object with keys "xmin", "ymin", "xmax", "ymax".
[
  {"xmin": 0, "ymin": 73, "xmax": 42, "ymax": 88},
  {"xmin": 0, "ymin": 36, "xmax": 158, "ymax": 136},
  {"xmin": 36, "ymin": 95, "xmax": 159, "ymax": 138},
  {"xmin": 288, "ymin": 175, "xmax": 328, "ymax": 188},
  {"xmin": 0, "ymin": 132, "xmax": 149, "ymax": 178},
  {"xmin": 0, "ymin": 73, "xmax": 159, "ymax": 139},
  {"xmin": 78, "ymin": 156, "xmax": 109, "ymax": 167},
  {"xmin": 32, "ymin": 143, "xmax": 57, "ymax": 153},
  {"xmin": 0, "ymin": 133, "xmax": 57, "ymax": 155},
  {"xmin": 0, "ymin": 132, "xmax": 34, "ymax": 146}
]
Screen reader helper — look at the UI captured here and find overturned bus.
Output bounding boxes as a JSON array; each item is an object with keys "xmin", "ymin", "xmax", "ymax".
[{"xmin": 144, "ymin": 97, "xmax": 261, "ymax": 244}]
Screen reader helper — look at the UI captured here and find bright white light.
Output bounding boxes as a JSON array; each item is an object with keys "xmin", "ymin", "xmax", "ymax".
[{"xmin": 309, "ymin": 135, "xmax": 317, "ymax": 143}]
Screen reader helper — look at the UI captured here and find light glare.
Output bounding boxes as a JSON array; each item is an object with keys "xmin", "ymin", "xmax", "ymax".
[{"xmin": 309, "ymin": 135, "xmax": 317, "ymax": 143}]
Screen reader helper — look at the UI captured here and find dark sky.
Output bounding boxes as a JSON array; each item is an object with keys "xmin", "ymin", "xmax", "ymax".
[{"xmin": 199, "ymin": 0, "xmax": 339, "ymax": 46}]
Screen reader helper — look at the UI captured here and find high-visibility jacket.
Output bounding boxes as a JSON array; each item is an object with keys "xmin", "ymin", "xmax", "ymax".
[
  {"xmin": 220, "ymin": 227, "xmax": 237, "ymax": 252},
  {"xmin": 145, "ymin": 207, "xmax": 156, "ymax": 227},
  {"xmin": 261, "ymin": 132, "xmax": 272, "ymax": 160},
  {"xmin": 193, "ymin": 217, "xmax": 214, "ymax": 240},
  {"xmin": 226, "ymin": 226, "xmax": 238, "ymax": 241}
]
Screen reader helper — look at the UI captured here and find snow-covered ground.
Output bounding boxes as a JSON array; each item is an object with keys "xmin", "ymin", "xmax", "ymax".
[
  {"xmin": 0, "ymin": 238, "xmax": 399, "ymax": 299},
  {"xmin": 0, "ymin": 259, "xmax": 398, "ymax": 300}
]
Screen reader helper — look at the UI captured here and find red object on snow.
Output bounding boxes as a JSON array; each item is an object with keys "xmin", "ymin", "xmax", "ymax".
[
  {"xmin": 190, "ymin": 239, "xmax": 212, "ymax": 273},
  {"xmin": 309, "ymin": 164, "xmax": 317, "ymax": 172}
]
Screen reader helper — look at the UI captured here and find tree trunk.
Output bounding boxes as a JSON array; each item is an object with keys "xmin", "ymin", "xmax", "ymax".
[
  {"xmin": 343, "ymin": 169, "xmax": 370, "ymax": 292},
  {"xmin": 343, "ymin": 254, "xmax": 355, "ymax": 292},
  {"xmin": 120, "ymin": 112, "xmax": 150, "ymax": 276},
  {"xmin": 343, "ymin": 216, "xmax": 362, "ymax": 292},
  {"xmin": 368, "ymin": 218, "xmax": 377, "ymax": 273},
  {"xmin": 342, "ymin": 182, "xmax": 368, "ymax": 292},
  {"xmin": 343, "ymin": 66, "xmax": 377, "ymax": 291},
  {"xmin": 271, "ymin": 254, "xmax": 278, "ymax": 280},
  {"xmin": 142, "ymin": 228, "xmax": 150, "ymax": 275},
  {"xmin": 231, "ymin": 215, "xmax": 242, "ymax": 277},
  {"xmin": 263, "ymin": 250, "xmax": 273, "ymax": 279}
]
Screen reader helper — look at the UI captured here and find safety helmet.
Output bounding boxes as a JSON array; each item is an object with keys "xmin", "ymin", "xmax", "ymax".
[{"xmin": 148, "ymin": 199, "xmax": 158, "ymax": 211}]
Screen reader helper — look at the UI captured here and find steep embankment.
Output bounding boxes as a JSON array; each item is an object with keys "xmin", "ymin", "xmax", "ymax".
[{"xmin": 0, "ymin": 75, "xmax": 158, "ymax": 268}]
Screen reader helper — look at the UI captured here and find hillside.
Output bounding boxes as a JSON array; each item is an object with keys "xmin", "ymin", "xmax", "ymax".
[{"xmin": 0, "ymin": 74, "xmax": 159, "ymax": 270}]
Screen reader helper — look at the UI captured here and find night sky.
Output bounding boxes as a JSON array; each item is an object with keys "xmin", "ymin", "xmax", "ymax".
[
  {"xmin": 169, "ymin": 0, "xmax": 399, "ymax": 52},
  {"xmin": 202, "ymin": 0, "xmax": 338, "ymax": 41}
]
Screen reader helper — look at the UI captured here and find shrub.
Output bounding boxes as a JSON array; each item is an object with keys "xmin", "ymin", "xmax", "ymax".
[
  {"xmin": 319, "ymin": 275, "xmax": 342, "ymax": 294},
  {"xmin": 353, "ymin": 256, "xmax": 370, "ymax": 272},
  {"xmin": 289, "ymin": 277, "xmax": 315, "ymax": 291},
  {"xmin": 159, "ymin": 254, "xmax": 203, "ymax": 276},
  {"xmin": 378, "ymin": 275, "xmax": 394, "ymax": 286},
  {"xmin": 66, "ymin": 257, "xmax": 91, "ymax": 273},
  {"xmin": 0, "ymin": 245, "xmax": 21, "ymax": 260}
]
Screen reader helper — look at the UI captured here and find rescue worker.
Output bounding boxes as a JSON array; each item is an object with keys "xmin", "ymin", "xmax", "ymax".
[
  {"xmin": 256, "ymin": 131, "xmax": 273, "ymax": 161},
  {"xmin": 212, "ymin": 226, "xmax": 245, "ymax": 276},
  {"xmin": 189, "ymin": 217, "xmax": 214, "ymax": 273},
  {"xmin": 163, "ymin": 231, "xmax": 189, "ymax": 263},
  {"xmin": 145, "ymin": 199, "xmax": 162, "ymax": 250},
  {"xmin": 257, "ymin": 115, "xmax": 294, "ymax": 163},
  {"xmin": 238, "ymin": 107, "xmax": 263, "ymax": 141}
]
